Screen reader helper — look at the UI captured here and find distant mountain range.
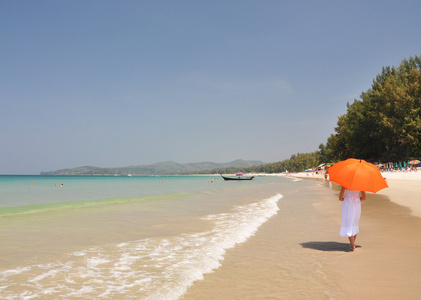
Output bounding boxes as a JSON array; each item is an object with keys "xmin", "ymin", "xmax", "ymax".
[{"xmin": 40, "ymin": 160, "xmax": 265, "ymax": 176}]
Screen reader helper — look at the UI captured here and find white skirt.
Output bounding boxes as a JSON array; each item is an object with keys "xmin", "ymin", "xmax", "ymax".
[{"xmin": 339, "ymin": 192, "xmax": 361, "ymax": 237}]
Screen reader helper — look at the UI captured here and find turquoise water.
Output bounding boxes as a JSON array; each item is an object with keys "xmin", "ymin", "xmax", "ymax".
[
  {"xmin": 0, "ymin": 175, "xmax": 292, "ymax": 299},
  {"xmin": 0, "ymin": 175, "xmax": 221, "ymax": 208}
]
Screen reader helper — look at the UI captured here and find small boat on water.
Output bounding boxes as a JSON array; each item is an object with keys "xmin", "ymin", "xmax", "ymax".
[{"xmin": 221, "ymin": 173, "xmax": 254, "ymax": 181}]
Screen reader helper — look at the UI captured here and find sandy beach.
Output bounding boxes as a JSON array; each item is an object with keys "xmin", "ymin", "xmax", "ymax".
[
  {"xmin": 315, "ymin": 171, "xmax": 421, "ymax": 299},
  {"xmin": 2, "ymin": 173, "xmax": 420, "ymax": 299},
  {"xmin": 183, "ymin": 171, "xmax": 421, "ymax": 299}
]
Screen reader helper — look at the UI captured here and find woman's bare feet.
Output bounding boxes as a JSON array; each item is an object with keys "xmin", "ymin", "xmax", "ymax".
[{"xmin": 348, "ymin": 236, "xmax": 356, "ymax": 251}]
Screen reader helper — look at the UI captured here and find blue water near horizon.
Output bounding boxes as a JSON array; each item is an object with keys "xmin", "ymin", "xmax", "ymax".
[{"xmin": 0, "ymin": 175, "xmax": 223, "ymax": 209}]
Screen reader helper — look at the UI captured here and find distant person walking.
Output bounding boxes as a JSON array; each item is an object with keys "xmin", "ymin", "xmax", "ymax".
[{"xmin": 339, "ymin": 186, "xmax": 366, "ymax": 251}]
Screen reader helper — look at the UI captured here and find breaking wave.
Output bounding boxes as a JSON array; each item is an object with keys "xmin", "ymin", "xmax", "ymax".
[{"xmin": 0, "ymin": 194, "xmax": 282, "ymax": 299}]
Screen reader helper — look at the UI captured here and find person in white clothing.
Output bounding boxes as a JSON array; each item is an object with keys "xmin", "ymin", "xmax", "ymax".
[{"xmin": 339, "ymin": 187, "xmax": 366, "ymax": 251}]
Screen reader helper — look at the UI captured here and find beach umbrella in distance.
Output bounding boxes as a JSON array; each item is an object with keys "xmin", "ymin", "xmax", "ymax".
[
  {"xmin": 327, "ymin": 158, "xmax": 388, "ymax": 193},
  {"xmin": 236, "ymin": 173, "xmax": 243, "ymax": 176}
]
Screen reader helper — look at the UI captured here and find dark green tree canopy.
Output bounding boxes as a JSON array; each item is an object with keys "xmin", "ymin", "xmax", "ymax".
[
  {"xmin": 211, "ymin": 56, "xmax": 421, "ymax": 174},
  {"xmin": 325, "ymin": 56, "xmax": 421, "ymax": 162}
]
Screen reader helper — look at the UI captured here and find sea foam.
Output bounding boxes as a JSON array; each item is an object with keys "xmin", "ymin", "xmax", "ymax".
[{"xmin": 0, "ymin": 194, "xmax": 282, "ymax": 299}]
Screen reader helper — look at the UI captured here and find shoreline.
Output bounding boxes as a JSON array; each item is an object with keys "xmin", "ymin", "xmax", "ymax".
[
  {"xmin": 293, "ymin": 170, "xmax": 421, "ymax": 299},
  {"xmin": 291, "ymin": 170, "xmax": 421, "ymax": 218},
  {"xmin": 183, "ymin": 172, "xmax": 421, "ymax": 299},
  {"xmin": 182, "ymin": 177, "xmax": 346, "ymax": 299}
]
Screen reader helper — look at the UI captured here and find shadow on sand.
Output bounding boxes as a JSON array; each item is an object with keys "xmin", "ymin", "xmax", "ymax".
[{"xmin": 300, "ymin": 241, "xmax": 361, "ymax": 252}]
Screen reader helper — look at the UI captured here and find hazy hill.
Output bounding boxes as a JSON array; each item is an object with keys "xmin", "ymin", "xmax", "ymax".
[{"xmin": 40, "ymin": 159, "xmax": 264, "ymax": 176}]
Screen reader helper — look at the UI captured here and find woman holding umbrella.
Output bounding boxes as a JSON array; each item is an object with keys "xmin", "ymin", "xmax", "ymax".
[
  {"xmin": 339, "ymin": 187, "xmax": 366, "ymax": 251},
  {"xmin": 327, "ymin": 158, "xmax": 388, "ymax": 252}
]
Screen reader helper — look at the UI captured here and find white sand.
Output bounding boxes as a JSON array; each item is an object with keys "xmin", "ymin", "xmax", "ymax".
[
  {"xmin": 377, "ymin": 171, "xmax": 421, "ymax": 218},
  {"xmin": 293, "ymin": 169, "xmax": 421, "ymax": 299},
  {"xmin": 183, "ymin": 171, "xmax": 421, "ymax": 299},
  {"xmin": 292, "ymin": 170, "xmax": 421, "ymax": 218}
]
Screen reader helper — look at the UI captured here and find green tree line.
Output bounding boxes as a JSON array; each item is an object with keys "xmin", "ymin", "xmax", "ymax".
[
  {"xmin": 211, "ymin": 151, "xmax": 321, "ymax": 174},
  {"xmin": 323, "ymin": 55, "xmax": 421, "ymax": 162},
  {"xmin": 213, "ymin": 55, "xmax": 421, "ymax": 174}
]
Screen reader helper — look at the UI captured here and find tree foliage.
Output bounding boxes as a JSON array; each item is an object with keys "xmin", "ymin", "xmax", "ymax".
[
  {"xmin": 325, "ymin": 56, "xmax": 421, "ymax": 162},
  {"xmin": 212, "ymin": 151, "xmax": 321, "ymax": 174}
]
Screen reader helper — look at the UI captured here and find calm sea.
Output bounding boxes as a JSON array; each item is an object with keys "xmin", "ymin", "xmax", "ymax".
[{"xmin": 0, "ymin": 175, "xmax": 292, "ymax": 299}]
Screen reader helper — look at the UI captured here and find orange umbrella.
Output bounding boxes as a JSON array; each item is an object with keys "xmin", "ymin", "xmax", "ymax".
[{"xmin": 327, "ymin": 158, "xmax": 388, "ymax": 193}]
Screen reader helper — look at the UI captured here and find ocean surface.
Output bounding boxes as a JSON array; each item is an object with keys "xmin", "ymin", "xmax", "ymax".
[{"xmin": 0, "ymin": 175, "xmax": 298, "ymax": 299}]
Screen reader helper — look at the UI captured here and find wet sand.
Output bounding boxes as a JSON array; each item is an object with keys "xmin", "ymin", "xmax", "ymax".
[
  {"xmin": 320, "ymin": 177, "xmax": 421, "ymax": 299},
  {"xmin": 183, "ymin": 173, "xmax": 421, "ymax": 299},
  {"xmin": 183, "ymin": 179, "xmax": 344, "ymax": 299}
]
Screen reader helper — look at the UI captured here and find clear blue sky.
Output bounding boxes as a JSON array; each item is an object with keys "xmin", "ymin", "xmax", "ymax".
[{"xmin": 1, "ymin": 0, "xmax": 420, "ymax": 174}]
